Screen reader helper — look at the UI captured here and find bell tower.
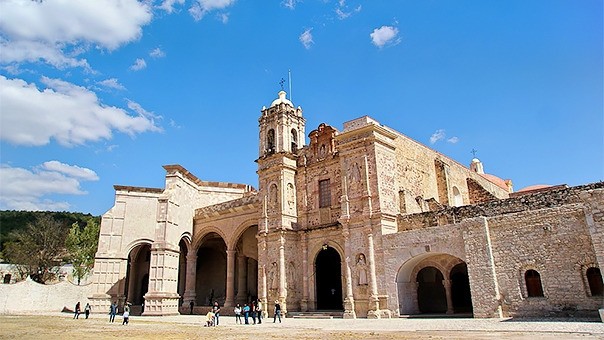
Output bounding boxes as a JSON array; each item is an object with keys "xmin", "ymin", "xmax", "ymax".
[{"xmin": 257, "ymin": 90, "xmax": 305, "ymax": 315}]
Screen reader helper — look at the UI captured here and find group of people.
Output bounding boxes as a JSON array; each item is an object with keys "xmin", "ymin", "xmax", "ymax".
[
  {"xmin": 72, "ymin": 302, "xmax": 91, "ymax": 319},
  {"xmin": 206, "ymin": 299, "xmax": 281, "ymax": 326}
]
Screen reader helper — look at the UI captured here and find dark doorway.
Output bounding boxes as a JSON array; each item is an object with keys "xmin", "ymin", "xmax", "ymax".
[
  {"xmin": 196, "ymin": 233, "xmax": 227, "ymax": 306},
  {"xmin": 417, "ymin": 266, "xmax": 446, "ymax": 313},
  {"xmin": 315, "ymin": 246, "xmax": 343, "ymax": 310},
  {"xmin": 125, "ymin": 244, "xmax": 151, "ymax": 306},
  {"xmin": 450, "ymin": 263, "xmax": 473, "ymax": 313}
]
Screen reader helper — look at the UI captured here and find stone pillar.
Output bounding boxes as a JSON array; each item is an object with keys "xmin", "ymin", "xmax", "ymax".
[
  {"xmin": 278, "ymin": 233, "xmax": 287, "ymax": 313},
  {"xmin": 236, "ymin": 254, "xmax": 247, "ymax": 303},
  {"xmin": 342, "ymin": 228, "xmax": 356, "ymax": 319},
  {"xmin": 301, "ymin": 234, "xmax": 309, "ymax": 312},
  {"xmin": 443, "ymin": 279, "xmax": 454, "ymax": 314},
  {"xmin": 182, "ymin": 253, "xmax": 197, "ymax": 307},
  {"xmin": 225, "ymin": 249, "xmax": 236, "ymax": 307},
  {"xmin": 366, "ymin": 231, "xmax": 380, "ymax": 318}
]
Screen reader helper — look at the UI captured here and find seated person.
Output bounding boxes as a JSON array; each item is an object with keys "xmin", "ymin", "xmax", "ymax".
[{"xmin": 205, "ymin": 311, "xmax": 215, "ymax": 327}]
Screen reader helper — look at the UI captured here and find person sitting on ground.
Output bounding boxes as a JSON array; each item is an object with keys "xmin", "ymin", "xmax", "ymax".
[{"xmin": 205, "ymin": 311, "xmax": 215, "ymax": 327}]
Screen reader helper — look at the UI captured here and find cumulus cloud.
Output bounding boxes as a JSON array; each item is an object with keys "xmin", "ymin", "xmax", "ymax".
[
  {"xmin": 299, "ymin": 28, "xmax": 314, "ymax": 49},
  {"xmin": 370, "ymin": 25, "xmax": 401, "ymax": 48},
  {"xmin": 0, "ymin": 0, "xmax": 152, "ymax": 68},
  {"xmin": 189, "ymin": 0, "xmax": 236, "ymax": 21},
  {"xmin": 0, "ymin": 162, "xmax": 99, "ymax": 211},
  {"xmin": 282, "ymin": 0, "xmax": 301, "ymax": 10},
  {"xmin": 430, "ymin": 129, "xmax": 459, "ymax": 144},
  {"xmin": 0, "ymin": 75, "xmax": 161, "ymax": 147},
  {"xmin": 97, "ymin": 78, "xmax": 125, "ymax": 90},
  {"xmin": 130, "ymin": 58, "xmax": 147, "ymax": 71},
  {"xmin": 150, "ymin": 47, "xmax": 166, "ymax": 58}
]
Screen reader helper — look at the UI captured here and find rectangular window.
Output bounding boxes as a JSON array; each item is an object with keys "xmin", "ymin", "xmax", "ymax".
[{"xmin": 319, "ymin": 179, "xmax": 331, "ymax": 208}]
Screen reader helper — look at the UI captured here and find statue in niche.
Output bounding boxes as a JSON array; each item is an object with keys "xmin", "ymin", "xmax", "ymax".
[
  {"xmin": 356, "ymin": 253, "xmax": 368, "ymax": 286},
  {"xmin": 269, "ymin": 183, "xmax": 278, "ymax": 211},
  {"xmin": 287, "ymin": 261, "xmax": 296, "ymax": 291},
  {"xmin": 286, "ymin": 183, "xmax": 295, "ymax": 209},
  {"xmin": 269, "ymin": 262, "xmax": 279, "ymax": 289},
  {"xmin": 348, "ymin": 162, "xmax": 362, "ymax": 191}
]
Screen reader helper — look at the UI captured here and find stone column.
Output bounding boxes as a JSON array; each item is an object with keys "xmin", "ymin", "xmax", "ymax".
[
  {"xmin": 278, "ymin": 232, "xmax": 287, "ymax": 313},
  {"xmin": 443, "ymin": 279, "xmax": 454, "ymax": 314},
  {"xmin": 182, "ymin": 253, "xmax": 197, "ymax": 307},
  {"xmin": 225, "ymin": 249, "xmax": 236, "ymax": 307},
  {"xmin": 366, "ymin": 231, "xmax": 380, "ymax": 318},
  {"xmin": 301, "ymin": 234, "xmax": 309, "ymax": 312},
  {"xmin": 342, "ymin": 228, "xmax": 356, "ymax": 318},
  {"xmin": 236, "ymin": 254, "xmax": 247, "ymax": 303}
]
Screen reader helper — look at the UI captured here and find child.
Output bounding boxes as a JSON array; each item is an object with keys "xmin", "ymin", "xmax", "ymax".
[
  {"xmin": 205, "ymin": 311, "xmax": 215, "ymax": 327},
  {"xmin": 122, "ymin": 309, "xmax": 130, "ymax": 325}
]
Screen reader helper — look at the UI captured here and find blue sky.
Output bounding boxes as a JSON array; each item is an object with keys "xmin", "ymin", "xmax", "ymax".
[{"xmin": 0, "ymin": 0, "xmax": 602, "ymax": 216}]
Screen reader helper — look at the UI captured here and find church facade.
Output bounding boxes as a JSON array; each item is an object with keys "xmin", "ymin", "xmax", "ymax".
[{"xmin": 89, "ymin": 91, "xmax": 604, "ymax": 319}]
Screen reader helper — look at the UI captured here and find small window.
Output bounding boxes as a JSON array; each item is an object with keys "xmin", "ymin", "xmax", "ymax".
[
  {"xmin": 586, "ymin": 267, "xmax": 603, "ymax": 296},
  {"xmin": 291, "ymin": 129, "xmax": 298, "ymax": 153},
  {"xmin": 267, "ymin": 129, "xmax": 275, "ymax": 153},
  {"xmin": 319, "ymin": 179, "xmax": 331, "ymax": 208},
  {"xmin": 3, "ymin": 274, "xmax": 11, "ymax": 284},
  {"xmin": 525, "ymin": 269, "xmax": 544, "ymax": 297}
]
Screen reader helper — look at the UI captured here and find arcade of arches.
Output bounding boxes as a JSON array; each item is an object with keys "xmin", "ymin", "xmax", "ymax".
[
  {"xmin": 123, "ymin": 226, "xmax": 259, "ymax": 313},
  {"xmin": 397, "ymin": 254, "xmax": 473, "ymax": 316}
]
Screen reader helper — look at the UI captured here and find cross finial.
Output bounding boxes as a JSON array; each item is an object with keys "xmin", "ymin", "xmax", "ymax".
[
  {"xmin": 471, "ymin": 149, "xmax": 478, "ymax": 158},
  {"xmin": 279, "ymin": 78, "xmax": 285, "ymax": 91}
]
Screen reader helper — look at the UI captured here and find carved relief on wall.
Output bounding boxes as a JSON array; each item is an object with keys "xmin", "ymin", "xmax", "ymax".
[
  {"xmin": 347, "ymin": 161, "xmax": 362, "ymax": 194},
  {"xmin": 287, "ymin": 261, "xmax": 296, "ymax": 291},
  {"xmin": 269, "ymin": 183, "xmax": 278, "ymax": 213},
  {"xmin": 268, "ymin": 261, "xmax": 279, "ymax": 290},
  {"xmin": 356, "ymin": 253, "xmax": 368, "ymax": 285},
  {"xmin": 286, "ymin": 182, "xmax": 295, "ymax": 210}
]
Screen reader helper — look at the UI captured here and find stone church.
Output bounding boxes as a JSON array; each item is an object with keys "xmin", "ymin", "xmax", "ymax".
[{"xmin": 89, "ymin": 91, "xmax": 604, "ymax": 319}]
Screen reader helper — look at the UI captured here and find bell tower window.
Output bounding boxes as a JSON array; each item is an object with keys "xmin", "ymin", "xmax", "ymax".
[
  {"xmin": 267, "ymin": 129, "xmax": 275, "ymax": 154},
  {"xmin": 291, "ymin": 129, "xmax": 298, "ymax": 153}
]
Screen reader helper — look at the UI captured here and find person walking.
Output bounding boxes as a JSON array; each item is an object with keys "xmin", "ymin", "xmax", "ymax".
[
  {"xmin": 212, "ymin": 301, "xmax": 220, "ymax": 325},
  {"xmin": 122, "ymin": 308, "xmax": 130, "ymax": 325},
  {"xmin": 273, "ymin": 300, "xmax": 281, "ymax": 323},
  {"xmin": 234, "ymin": 303, "xmax": 242, "ymax": 324},
  {"xmin": 251, "ymin": 301, "xmax": 257, "ymax": 325},
  {"xmin": 255, "ymin": 299, "xmax": 263, "ymax": 324},
  {"xmin": 84, "ymin": 303, "xmax": 91, "ymax": 319},
  {"xmin": 109, "ymin": 301, "xmax": 117, "ymax": 322},
  {"xmin": 73, "ymin": 302, "xmax": 81, "ymax": 319},
  {"xmin": 189, "ymin": 300, "xmax": 194, "ymax": 314},
  {"xmin": 242, "ymin": 303, "xmax": 250, "ymax": 324}
]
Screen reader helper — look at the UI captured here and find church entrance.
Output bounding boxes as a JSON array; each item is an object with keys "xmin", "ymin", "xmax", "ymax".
[
  {"xmin": 315, "ymin": 246, "xmax": 343, "ymax": 310},
  {"xmin": 124, "ymin": 243, "xmax": 151, "ymax": 310},
  {"xmin": 417, "ymin": 266, "xmax": 447, "ymax": 313}
]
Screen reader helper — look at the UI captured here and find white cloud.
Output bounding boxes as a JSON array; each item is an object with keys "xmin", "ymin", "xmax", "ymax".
[
  {"xmin": 336, "ymin": 3, "xmax": 361, "ymax": 20},
  {"xmin": 97, "ymin": 78, "xmax": 125, "ymax": 91},
  {"xmin": 0, "ymin": 75, "xmax": 161, "ymax": 147},
  {"xmin": 299, "ymin": 28, "xmax": 314, "ymax": 49},
  {"xmin": 0, "ymin": 0, "xmax": 152, "ymax": 68},
  {"xmin": 370, "ymin": 25, "xmax": 401, "ymax": 48},
  {"xmin": 218, "ymin": 13, "xmax": 230, "ymax": 23},
  {"xmin": 41, "ymin": 161, "xmax": 99, "ymax": 181},
  {"xmin": 430, "ymin": 129, "xmax": 446, "ymax": 144},
  {"xmin": 159, "ymin": 0, "xmax": 186, "ymax": 13},
  {"xmin": 0, "ymin": 162, "xmax": 99, "ymax": 211},
  {"xmin": 282, "ymin": 0, "xmax": 301, "ymax": 10},
  {"xmin": 150, "ymin": 47, "xmax": 166, "ymax": 59},
  {"xmin": 189, "ymin": 0, "xmax": 236, "ymax": 21},
  {"xmin": 447, "ymin": 136, "xmax": 459, "ymax": 144},
  {"xmin": 130, "ymin": 58, "xmax": 147, "ymax": 71}
]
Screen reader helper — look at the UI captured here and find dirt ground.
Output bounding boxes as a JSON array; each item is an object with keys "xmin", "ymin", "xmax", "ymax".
[{"xmin": 1, "ymin": 314, "xmax": 602, "ymax": 340}]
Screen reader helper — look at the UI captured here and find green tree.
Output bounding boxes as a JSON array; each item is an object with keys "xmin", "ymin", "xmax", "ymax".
[
  {"xmin": 3, "ymin": 215, "xmax": 70, "ymax": 283},
  {"xmin": 65, "ymin": 218, "xmax": 100, "ymax": 285}
]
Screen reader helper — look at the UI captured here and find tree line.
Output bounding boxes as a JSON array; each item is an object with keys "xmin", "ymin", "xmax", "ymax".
[{"xmin": 0, "ymin": 211, "xmax": 100, "ymax": 284}]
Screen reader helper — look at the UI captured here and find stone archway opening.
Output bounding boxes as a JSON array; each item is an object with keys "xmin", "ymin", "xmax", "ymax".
[
  {"xmin": 234, "ymin": 225, "xmax": 258, "ymax": 305},
  {"xmin": 196, "ymin": 233, "xmax": 227, "ymax": 306},
  {"xmin": 417, "ymin": 266, "xmax": 447, "ymax": 313},
  {"xmin": 315, "ymin": 246, "xmax": 343, "ymax": 310},
  {"xmin": 450, "ymin": 263, "xmax": 473, "ymax": 313},
  {"xmin": 124, "ymin": 243, "xmax": 151, "ymax": 308},
  {"xmin": 177, "ymin": 239, "xmax": 188, "ymax": 306}
]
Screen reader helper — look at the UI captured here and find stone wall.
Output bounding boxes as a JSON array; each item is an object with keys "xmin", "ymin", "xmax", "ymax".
[{"xmin": 0, "ymin": 277, "xmax": 93, "ymax": 314}]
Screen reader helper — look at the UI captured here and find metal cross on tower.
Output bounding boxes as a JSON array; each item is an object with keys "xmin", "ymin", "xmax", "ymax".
[
  {"xmin": 471, "ymin": 149, "xmax": 478, "ymax": 158},
  {"xmin": 279, "ymin": 78, "xmax": 285, "ymax": 91}
]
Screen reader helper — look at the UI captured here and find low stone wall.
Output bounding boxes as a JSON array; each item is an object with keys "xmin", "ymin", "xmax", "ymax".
[{"xmin": 0, "ymin": 277, "xmax": 93, "ymax": 314}]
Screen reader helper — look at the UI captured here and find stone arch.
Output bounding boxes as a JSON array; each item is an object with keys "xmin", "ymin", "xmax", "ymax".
[
  {"xmin": 191, "ymin": 227, "xmax": 228, "ymax": 252},
  {"xmin": 230, "ymin": 222, "xmax": 259, "ymax": 304},
  {"xmin": 452, "ymin": 186, "xmax": 463, "ymax": 206},
  {"xmin": 177, "ymin": 235, "xmax": 192, "ymax": 306},
  {"xmin": 194, "ymin": 231, "xmax": 228, "ymax": 307},
  {"xmin": 312, "ymin": 241, "xmax": 344, "ymax": 311},
  {"xmin": 396, "ymin": 252, "xmax": 470, "ymax": 316},
  {"xmin": 518, "ymin": 263, "xmax": 546, "ymax": 298},
  {"xmin": 124, "ymin": 242, "xmax": 152, "ymax": 308},
  {"xmin": 123, "ymin": 238, "xmax": 154, "ymax": 259}
]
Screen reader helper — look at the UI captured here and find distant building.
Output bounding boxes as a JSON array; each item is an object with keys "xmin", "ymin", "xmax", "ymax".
[{"xmin": 89, "ymin": 91, "xmax": 604, "ymax": 318}]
